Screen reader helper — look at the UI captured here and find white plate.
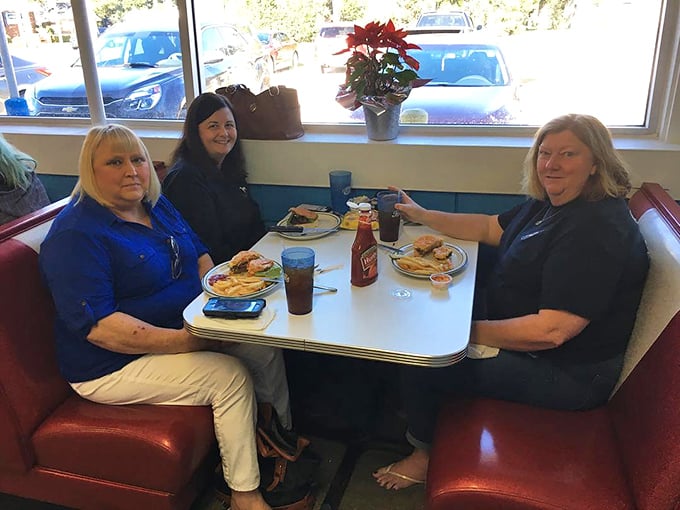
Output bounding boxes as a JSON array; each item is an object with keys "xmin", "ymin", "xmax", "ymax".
[
  {"xmin": 202, "ymin": 260, "xmax": 283, "ymax": 298},
  {"xmin": 275, "ymin": 211, "xmax": 341, "ymax": 240},
  {"xmin": 391, "ymin": 242, "xmax": 468, "ymax": 279}
]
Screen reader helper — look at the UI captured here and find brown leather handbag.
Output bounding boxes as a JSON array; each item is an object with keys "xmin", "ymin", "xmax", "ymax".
[
  {"xmin": 216, "ymin": 84, "xmax": 304, "ymax": 140},
  {"xmin": 256, "ymin": 404, "xmax": 319, "ymax": 510}
]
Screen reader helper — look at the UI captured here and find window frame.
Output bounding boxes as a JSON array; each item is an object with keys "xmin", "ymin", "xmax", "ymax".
[{"xmin": 4, "ymin": 0, "xmax": 680, "ymax": 145}]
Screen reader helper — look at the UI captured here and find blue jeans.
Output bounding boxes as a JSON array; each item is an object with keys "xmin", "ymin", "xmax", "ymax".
[{"xmin": 401, "ymin": 350, "xmax": 622, "ymax": 450}]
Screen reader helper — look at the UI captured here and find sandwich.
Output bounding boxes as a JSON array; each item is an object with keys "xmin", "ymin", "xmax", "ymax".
[
  {"xmin": 413, "ymin": 235, "xmax": 444, "ymax": 256},
  {"xmin": 228, "ymin": 250, "xmax": 263, "ymax": 274},
  {"xmin": 288, "ymin": 206, "xmax": 319, "ymax": 225},
  {"xmin": 433, "ymin": 245, "xmax": 454, "ymax": 260},
  {"xmin": 247, "ymin": 257, "xmax": 274, "ymax": 275}
]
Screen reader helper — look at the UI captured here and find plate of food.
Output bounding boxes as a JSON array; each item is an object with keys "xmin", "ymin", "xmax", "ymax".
[
  {"xmin": 391, "ymin": 235, "xmax": 468, "ymax": 279},
  {"xmin": 203, "ymin": 250, "xmax": 283, "ymax": 298},
  {"xmin": 275, "ymin": 207, "xmax": 341, "ymax": 240},
  {"xmin": 339, "ymin": 195, "xmax": 379, "ymax": 230}
]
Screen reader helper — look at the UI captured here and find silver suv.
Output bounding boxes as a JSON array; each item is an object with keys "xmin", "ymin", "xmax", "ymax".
[{"xmin": 415, "ymin": 11, "xmax": 481, "ymax": 32}]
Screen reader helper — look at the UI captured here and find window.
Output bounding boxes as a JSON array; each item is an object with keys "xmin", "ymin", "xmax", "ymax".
[{"xmin": 0, "ymin": 0, "xmax": 670, "ymax": 133}]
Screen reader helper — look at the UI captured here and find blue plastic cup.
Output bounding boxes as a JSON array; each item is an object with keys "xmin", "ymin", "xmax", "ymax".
[
  {"xmin": 281, "ymin": 247, "xmax": 315, "ymax": 315},
  {"xmin": 329, "ymin": 170, "xmax": 352, "ymax": 214},
  {"xmin": 4, "ymin": 98, "xmax": 30, "ymax": 116}
]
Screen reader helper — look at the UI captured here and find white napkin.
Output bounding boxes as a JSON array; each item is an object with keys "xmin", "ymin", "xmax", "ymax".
[
  {"xmin": 467, "ymin": 343, "xmax": 500, "ymax": 359},
  {"xmin": 204, "ymin": 307, "xmax": 276, "ymax": 331}
]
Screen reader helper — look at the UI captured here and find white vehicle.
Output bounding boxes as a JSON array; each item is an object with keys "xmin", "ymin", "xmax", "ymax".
[{"xmin": 415, "ymin": 11, "xmax": 482, "ymax": 32}]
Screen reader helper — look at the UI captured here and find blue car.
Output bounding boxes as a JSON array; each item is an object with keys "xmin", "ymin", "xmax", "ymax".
[{"xmin": 25, "ymin": 18, "xmax": 270, "ymax": 119}]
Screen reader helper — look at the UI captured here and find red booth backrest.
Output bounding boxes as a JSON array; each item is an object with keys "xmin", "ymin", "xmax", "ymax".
[
  {"xmin": 0, "ymin": 241, "xmax": 71, "ymax": 473},
  {"xmin": 609, "ymin": 183, "xmax": 680, "ymax": 509}
]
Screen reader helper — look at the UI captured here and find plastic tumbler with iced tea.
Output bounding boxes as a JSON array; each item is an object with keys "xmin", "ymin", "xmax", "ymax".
[
  {"xmin": 376, "ymin": 190, "xmax": 401, "ymax": 242},
  {"xmin": 281, "ymin": 247, "xmax": 315, "ymax": 315}
]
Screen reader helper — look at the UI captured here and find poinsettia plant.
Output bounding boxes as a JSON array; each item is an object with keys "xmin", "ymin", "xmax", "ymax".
[{"xmin": 335, "ymin": 20, "xmax": 428, "ymax": 114}]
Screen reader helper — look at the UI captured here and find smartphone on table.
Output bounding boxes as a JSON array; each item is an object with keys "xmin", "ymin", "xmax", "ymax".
[{"xmin": 202, "ymin": 298, "xmax": 266, "ymax": 319}]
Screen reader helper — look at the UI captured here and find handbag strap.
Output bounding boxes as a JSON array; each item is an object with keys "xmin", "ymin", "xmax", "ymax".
[
  {"xmin": 257, "ymin": 426, "xmax": 310, "ymax": 461},
  {"xmin": 256, "ymin": 403, "xmax": 310, "ymax": 461}
]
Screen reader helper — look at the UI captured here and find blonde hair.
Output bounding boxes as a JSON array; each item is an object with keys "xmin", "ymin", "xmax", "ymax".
[
  {"xmin": 71, "ymin": 124, "xmax": 161, "ymax": 206},
  {"xmin": 522, "ymin": 114, "xmax": 632, "ymax": 201}
]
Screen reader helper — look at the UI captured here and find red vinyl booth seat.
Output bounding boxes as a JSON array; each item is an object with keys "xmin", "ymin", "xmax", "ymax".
[
  {"xmin": 0, "ymin": 200, "xmax": 219, "ymax": 510},
  {"xmin": 426, "ymin": 183, "xmax": 680, "ymax": 510}
]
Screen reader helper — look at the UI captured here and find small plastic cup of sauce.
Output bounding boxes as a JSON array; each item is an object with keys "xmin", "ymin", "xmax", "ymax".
[{"xmin": 430, "ymin": 272, "xmax": 453, "ymax": 290}]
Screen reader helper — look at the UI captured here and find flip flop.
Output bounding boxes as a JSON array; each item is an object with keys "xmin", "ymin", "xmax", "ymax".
[{"xmin": 375, "ymin": 462, "xmax": 425, "ymax": 489}]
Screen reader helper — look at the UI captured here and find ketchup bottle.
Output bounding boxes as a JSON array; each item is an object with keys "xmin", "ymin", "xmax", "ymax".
[{"xmin": 351, "ymin": 203, "xmax": 378, "ymax": 286}]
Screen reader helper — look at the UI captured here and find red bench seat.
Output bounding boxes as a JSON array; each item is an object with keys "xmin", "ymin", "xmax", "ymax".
[{"xmin": 426, "ymin": 183, "xmax": 680, "ymax": 510}]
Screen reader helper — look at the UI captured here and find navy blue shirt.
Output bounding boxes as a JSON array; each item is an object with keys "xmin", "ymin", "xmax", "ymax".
[
  {"xmin": 162, "ymin": 157, "xmax": 266, "ymax": 264},
  {"xmin": 39, "ymin": 195, "xmax": 208, "ymax": 382},
  {"xmin": 488, "ymin": 196, "xmax": 649, "ymax": 362}
]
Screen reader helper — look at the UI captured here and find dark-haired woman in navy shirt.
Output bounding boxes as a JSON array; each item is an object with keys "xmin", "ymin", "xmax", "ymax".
[{"xmin": 163, "ymin": 92, "xmax": 266, "ymax": 265}]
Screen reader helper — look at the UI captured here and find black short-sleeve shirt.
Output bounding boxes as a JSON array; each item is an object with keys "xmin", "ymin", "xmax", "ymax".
[
  {"xmin": 163, "ymin": 158, "xmax": 266, "ymax": 264},
  {"xmin": 487, "ymin": 196, "xmax": 648, "ymax": 362}
]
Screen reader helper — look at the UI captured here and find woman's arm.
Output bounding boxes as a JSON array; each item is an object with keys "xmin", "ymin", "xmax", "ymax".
[
  {"xmin": 197, "ymin": 253, "xmax": 214, "ymax": 279},
  {"xmin": 87, "ymin": 311, "xmax": 223, "ymax": 354},
  {"xmin": 390, "ymin": 186, "xmax": 504, "ymax": 246},
  {"xmin": 471, "ymin": 309, "xmax": 590, "ymax": 351}
]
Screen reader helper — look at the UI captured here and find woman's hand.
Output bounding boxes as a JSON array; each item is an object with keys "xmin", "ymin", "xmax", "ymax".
[{"xmin": 389, "ymin": 186, "xmax": 427, "ymax": 224}]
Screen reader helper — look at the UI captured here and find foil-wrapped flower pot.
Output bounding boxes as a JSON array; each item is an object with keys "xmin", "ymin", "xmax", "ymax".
[{"xmin": 363, "ymin": 103, "xmax": 401, "ymax": 141}]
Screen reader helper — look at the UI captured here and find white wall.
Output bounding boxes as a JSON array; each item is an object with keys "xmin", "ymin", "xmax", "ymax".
[{"xmin": 4, "ymin": 123, "xmax": 680, "ymax": 198}]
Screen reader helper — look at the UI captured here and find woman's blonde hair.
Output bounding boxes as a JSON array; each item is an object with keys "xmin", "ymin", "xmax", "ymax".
[
  {"xmin": 522, "ymin": 114, "xmax": 632, "ymax": 201},
  {"xmin": 71, "ymin": 124, "xmax": 161, "ymax": 206}
]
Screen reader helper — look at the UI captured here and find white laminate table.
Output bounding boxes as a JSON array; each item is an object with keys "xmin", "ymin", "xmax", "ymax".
[{"xmin": 183, "ymin": 226, "xmax": 478, "ymax": 367}]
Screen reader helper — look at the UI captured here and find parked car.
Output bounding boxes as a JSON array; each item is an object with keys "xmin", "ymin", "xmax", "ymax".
[
  {"xmin": 315, "ymin": 22, "xmax": 355, "ymax": 73},
  {"xmin": 257, "ymin": 31, "xmax": 299, "ymax": 72},
  {"xmin": 351, "ymin": 30, "xmax": 519, "ymax": 125},
  {"xmin": 25, "ymin": 18, "xmax": 270, "ymax": 119},
  {"xmin": 415, "ymin": 11, "xmax": 481, "ymax": 32},
  {"xmin": 1, "ymin": 55, "xmax": 51, "ymax": 115}
]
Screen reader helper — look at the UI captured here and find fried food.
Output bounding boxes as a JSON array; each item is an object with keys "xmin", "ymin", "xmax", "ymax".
[
  {"xmin": 433, "ymin": 245, "xmax": 454, "ymax": 260},
  {"xmin": 340, "ymin": 210, "xmax": 379, "ymax": 230},
  {"xmin": 288, "ymin": 206, "xmax": 319, "ymax": 225},
  {"xmin": 413, "ymin": 235, "xmax": 443, "ymax": 256},
  {"xmin": 209, "ymin": 251, "xmax": 278, "ymax": 296},
  {"xmin": 209, "ymin": 275, "xmax": 268, "ymax": 297},
  {"xmin": 396, "ymin": 255, "xmax": 454, "ymax": 275}
]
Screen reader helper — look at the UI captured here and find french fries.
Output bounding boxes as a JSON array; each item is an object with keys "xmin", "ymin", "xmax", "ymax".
[
  {"xmin": 209, "ymin": 275, "xmax": 268, "ymax": 297},
  {"xmin": 396, "ymin": 255, "xmax": 454, "ymax": 275}
]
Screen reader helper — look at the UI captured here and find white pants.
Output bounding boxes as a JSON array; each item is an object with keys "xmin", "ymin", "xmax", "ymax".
[
  {"xmin": 220, "ymin": 343, "xmax": 292, "ymax": 429},
  {"xmin": 73, "ymin": 350, "xmax": 261, "ymax": 491}
]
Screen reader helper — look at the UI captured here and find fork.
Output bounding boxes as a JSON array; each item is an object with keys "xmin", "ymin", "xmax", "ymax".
[
  {"xmin": 258, "ymin": 276, "xmax": 337, "ymax": 292},
  {"xmin": 315, "ymin": 264, "xmax": 343, "ymax": 274}
]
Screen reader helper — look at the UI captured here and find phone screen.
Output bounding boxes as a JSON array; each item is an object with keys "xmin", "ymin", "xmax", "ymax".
[{"xmin": 203, "ymin": 298, "xmax": 266, "ymax": 318}]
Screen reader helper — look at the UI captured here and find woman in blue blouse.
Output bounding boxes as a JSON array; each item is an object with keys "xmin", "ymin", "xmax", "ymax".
[
  {"xmin": 39, "ymin": 124, "xmax": 273, "ymax": 510},
  {"xmin": 374, "ymin": 114, "xmax": 649, "ymax": 491}
]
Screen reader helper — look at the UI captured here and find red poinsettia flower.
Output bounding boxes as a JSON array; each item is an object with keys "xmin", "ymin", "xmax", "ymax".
[{"xmin": 334, "ymin": 19, "xmax": 426, "ymax": 111}]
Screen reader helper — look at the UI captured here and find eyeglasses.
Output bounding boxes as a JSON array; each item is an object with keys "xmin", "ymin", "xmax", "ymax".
[{"xmin": 168, "ymin": 236, "xmax": 182, "ymax": 280}]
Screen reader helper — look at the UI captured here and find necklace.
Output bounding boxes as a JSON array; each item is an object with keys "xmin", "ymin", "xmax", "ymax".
[{"xmin": 534, "ymin": 206, "xmax": 562, "ymax": 226}]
